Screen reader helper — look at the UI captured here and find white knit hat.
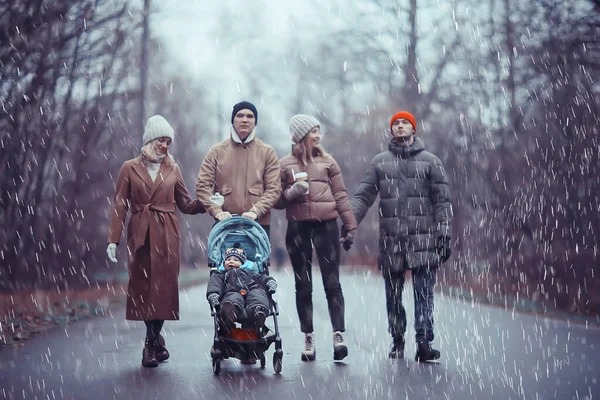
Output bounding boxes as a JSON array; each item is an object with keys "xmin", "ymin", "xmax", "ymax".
[
  {"xmin": 142, "ymin": 115, "xmax": 174, "ymax": 145},
  {"xmin": 289, "ymin": 114, "xmax": 320, "ymax": 144}
]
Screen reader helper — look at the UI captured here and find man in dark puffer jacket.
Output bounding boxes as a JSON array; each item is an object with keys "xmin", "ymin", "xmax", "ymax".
[{"xmin": 351, "ymin": 110, "xmax": 453, "ymax": 362}]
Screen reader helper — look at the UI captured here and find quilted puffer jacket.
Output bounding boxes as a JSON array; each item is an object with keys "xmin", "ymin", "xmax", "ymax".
[{"xmin": 352, "ymin": 137, "xmax": 452, "ymax": 271}]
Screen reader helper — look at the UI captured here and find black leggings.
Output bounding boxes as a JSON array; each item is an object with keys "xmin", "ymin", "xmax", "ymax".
[{"xmin": 286, "ymin": 219, "xmax": 345, "ymax": 333}]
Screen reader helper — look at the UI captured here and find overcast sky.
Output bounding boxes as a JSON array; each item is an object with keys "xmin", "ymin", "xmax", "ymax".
[{"xmin": 150, "ymin": 0, "xmax": 472, "ymax": 150}]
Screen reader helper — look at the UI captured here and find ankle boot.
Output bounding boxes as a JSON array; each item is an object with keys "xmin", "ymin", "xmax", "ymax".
[
  {"xmin": 415, "ymin": 340, "xmax": 441, "ymax": 362},
  {"xmin": 155, "ymin": 334, "xmax": 169, "ymax": 362},
  {"xmin": 333, "ymin": 331, "xmax": 348, "ymax": 361},
  {"xmin": 142, "ymin": 339, "xmax": 159, "ymax": 368},
  {"xmin": 301, "ymin": 333, "xmax": 316, "ymax": 361},
  {"xmin": 388, "ymin": 337, "xmax": 405, "ymax": 359}
]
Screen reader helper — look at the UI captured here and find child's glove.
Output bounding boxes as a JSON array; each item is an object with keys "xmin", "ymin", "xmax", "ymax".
[
  {"xmin": 284, "ymin": 181, "xmax": 309, "ymax": 201},
  {"xmin": 209, "ymin": 192, "xmax": 225, "ymax": 207},
  {"xmin": 207, "ymin": 293, "xmax": 220, "ymax": 308},
  {"xmin": 266, "ymin": 280, "xmax": 277, "ymax": 294}
]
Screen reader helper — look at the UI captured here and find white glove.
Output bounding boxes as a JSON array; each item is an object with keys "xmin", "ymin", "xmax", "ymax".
[
  {"xmin": 215, "ymin": 211, "xmax": 232, "ymax": 221},
  {"xmin": 207, "ymin": 293, "xmax": 220, "ymax": 308},
  {"xmin": 209, "ymin": 192, "xmax": 225, "ymax": 207},
  {"xmin": 284, "ymin": 181, "xmax": 309, "ymax": 201},
  {"xmin": 242, "ymin": 211, "xmax": 257, "ymax": 220},
  {"xmin": 266, "ymin": 279, "xmax": 277, "ymax": 294},
  {"xmin": 106, "ymin": 243, "xmax": 117, "ymax": 263}
]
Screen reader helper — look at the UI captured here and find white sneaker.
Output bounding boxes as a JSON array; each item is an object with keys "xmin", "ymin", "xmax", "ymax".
[
  {"xmin": 301, "ymin": 333, "xmax": 316, "ymax": 361},
  {"xmin": 333, "ymin": 331, "xmax": 348, "ymax": 361}
]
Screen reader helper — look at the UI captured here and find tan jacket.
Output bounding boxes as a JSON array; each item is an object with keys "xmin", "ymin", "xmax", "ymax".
[
  {"xmin": 196, "ymin": 132, "xmax": 281, "ymax": 226},
  {"xmin": 108, "ymin": 155, "xmax": 204, "ymax": 320},
  {"xmin": 277, "ymin": 153, "xmax": 358, "ymax": 234}
]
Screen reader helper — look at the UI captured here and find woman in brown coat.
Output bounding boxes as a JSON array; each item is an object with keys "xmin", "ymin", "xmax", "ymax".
[
  {"xmin": 277, "ymin": 114, "xmax": 358, "ymax": 362},
  {"xmin": 106, "ymin": 115, "xmax": 204, "ymax": 368}
]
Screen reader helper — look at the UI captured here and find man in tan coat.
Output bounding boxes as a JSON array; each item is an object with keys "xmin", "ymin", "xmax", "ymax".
[{"xmin": 196, "ymin": 101, "xmax": 281, "ymax": 236}]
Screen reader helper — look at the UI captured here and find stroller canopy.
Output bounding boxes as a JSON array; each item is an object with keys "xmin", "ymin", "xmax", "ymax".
[{"xmin": 207, "ymin": 216, "xmax": 271, "ymax": 273}]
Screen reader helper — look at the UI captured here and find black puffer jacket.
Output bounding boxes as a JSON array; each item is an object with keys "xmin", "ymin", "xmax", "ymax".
[
  {"xmin": 352, "ymin": 137, "xmax": 452, "ymax": 272},
  {"xmin": 206, "ymin": 268, "xmax": 274, "ymax": 298}
]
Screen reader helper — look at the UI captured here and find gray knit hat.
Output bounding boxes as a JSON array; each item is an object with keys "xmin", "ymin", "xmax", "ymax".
[
  {"xmin": 289, "ymin": 114, "xmax": 320, "ymax": 144},
  {"xmin": 142, "ymin": 115, "xmax": 174, "ymax": 145}
]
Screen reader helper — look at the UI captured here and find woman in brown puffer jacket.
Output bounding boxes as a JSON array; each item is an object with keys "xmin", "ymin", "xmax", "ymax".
[{"xmin": 276, "ymin": 114, "xmax": 357, "ymax": 362}]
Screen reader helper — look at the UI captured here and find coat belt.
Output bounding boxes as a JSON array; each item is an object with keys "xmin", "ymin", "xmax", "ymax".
[{"xmin": 132, "ymin": 203, "xmax": 176, "ymax": 260}]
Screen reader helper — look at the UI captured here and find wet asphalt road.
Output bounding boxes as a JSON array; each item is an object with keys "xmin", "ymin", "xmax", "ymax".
[{"xmin": 0, "ymin": 268, "xmax": 599, "ymax": 400}]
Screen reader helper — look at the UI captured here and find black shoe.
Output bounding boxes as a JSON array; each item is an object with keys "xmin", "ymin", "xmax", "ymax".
[
  {"xmin": 333, "ymin": 331, "xmax": 348, "ymax": 361},
  {"xmin": 415, "ymin": 340, "xmax": 441, "ymax": 362},
  {"xmin": 155, "ymin": 334, "xmax": 170, "ymax": 362},
  {"xmin": 221, "ymin": 302, "xmax": 238, "ymax": 330},
  {"xmin": 388, "ymin": 338, "xmax": 405, "ymax": 359},
  {"xmin": 254, "ymin": 310, "xmax": 267, "ymax": 329},
  {"xmin": 142, "ymin": 340, "xmax": 159, "ymax": 368}
]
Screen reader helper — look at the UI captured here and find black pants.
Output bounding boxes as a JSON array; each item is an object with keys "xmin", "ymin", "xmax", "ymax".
[
  {"xmin": 221, "ymin": 288, "xmax": 270, "ymax": 324},
  {"xmin": 383, "ymin": 264, "xmax": 437, "ymax": 342},
  {"xmin": 286, "ymin": 219, "xmax": 344, "ymax": 333}
]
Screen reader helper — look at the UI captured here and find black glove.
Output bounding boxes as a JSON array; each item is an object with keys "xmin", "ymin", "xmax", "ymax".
[
  {"xmin": 266, "ymin": 279, "xmax": 277, "ymax": 294},
  {"xmin": 342, "ymin": 237, "xmax": 353, "ymax": 251},
  {"xmin": 340, "ymin": 227, "xmax": 353, "ymax": 251},
  {"xmin": 437, "ymin": 236, "xmax": 452, "ymax": 263},
  {"xmin": 207, "ymin": 293, "xmax": 220, "ymax": 309}
]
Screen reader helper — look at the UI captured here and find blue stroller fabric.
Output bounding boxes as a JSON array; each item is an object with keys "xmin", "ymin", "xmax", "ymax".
[{"xmin": 207, "ymin": 216, "xmax": 271, "ymax": 273}]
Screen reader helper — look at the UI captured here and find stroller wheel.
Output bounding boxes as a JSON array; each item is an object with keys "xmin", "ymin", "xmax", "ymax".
[
  {"xmin": 259, "ymin": 353, "xmax": 266, "ymax": 368},
  {"xmin": 212, "ymin": 359, "xmax": 221, "ymax": 375},
  {"xmin": 273, "ymin": 354, "xmax": 283, "ymax": 374}
]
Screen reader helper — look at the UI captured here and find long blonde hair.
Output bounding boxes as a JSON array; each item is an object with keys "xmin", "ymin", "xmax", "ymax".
[
  {"xmin": 292, "ymin": 136, "xmax": 328, "ymax": 167},
  {"xmin": 141, "ymin": 140, "xmax": 167, "ymax": 163}
]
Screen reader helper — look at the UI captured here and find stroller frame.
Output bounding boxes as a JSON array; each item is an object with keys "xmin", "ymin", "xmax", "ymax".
[
  {"xmin": 210, "ymin": 300, "xmax": 283, "ymax": 374},
  {"xmin": 206, "ymin": 217, "xmax": 284, "ymax": 374}
]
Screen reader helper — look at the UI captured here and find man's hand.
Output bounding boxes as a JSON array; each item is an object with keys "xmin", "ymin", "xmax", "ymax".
[
  {"xmin": 106, "ymin": 243, "xmax": 117, "ymax": 263},
  {"xmin": 242, "ymin": 211, "xmax": 258, "ymax": 220},
  {"xmin": 266, "ymin": 279, "xmax": 277, "ymax": 294},
  {"xmin": 209, "ymin": 192, "xmax": 225, "ymax": 207},
  {"xmin": 284, "ymin": 181, "xmax": 309, "ymax": 201},
  {"xmin": 340, "ymin": 227, "xmax": 354, "ymax": 251},
  {"xmin": 215, "ymin": 211, "xmax": 232, "ymax": 221},
  {"xmin": 437, "ymin": 236, "xmax": 452, "ymax": 263},
  {"xmin": 207, "ymin": 293, "xmax": 220, "ymax": 309}
]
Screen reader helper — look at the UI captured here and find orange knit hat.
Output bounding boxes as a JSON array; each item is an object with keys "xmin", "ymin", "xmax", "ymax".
[{"xmin": 389, "ymin": 111, "xmax": 417, "ymax": 133}]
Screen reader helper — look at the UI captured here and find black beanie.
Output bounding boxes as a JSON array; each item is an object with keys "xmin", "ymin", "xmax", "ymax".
[{"xmin": 231, "ymin": 101, "xmax": 258, "ymax": 125}]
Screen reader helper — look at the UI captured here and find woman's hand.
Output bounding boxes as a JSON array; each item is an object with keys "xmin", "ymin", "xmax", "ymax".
[
  {"xmin": 106, "ymin": 243, "xmax": 118, "ymax": 263},
  {"xmin": 284, "ymin": 181, "xmax": 309, "ymax": 200},
  {"xmin": 209, "ymin": 193, "xmax": 225, "ymax": 207}
]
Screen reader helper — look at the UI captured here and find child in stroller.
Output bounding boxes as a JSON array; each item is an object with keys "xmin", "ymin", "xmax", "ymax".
[
  {"xmin": 207, "ymin": 243, "xmax": 277, "ymax": 334},
  {"xmin": 205, "ymin": 217, "xmax": 283, "ymax": 374}
]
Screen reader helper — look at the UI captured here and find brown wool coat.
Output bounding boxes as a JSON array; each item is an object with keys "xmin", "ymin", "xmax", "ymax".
[
  {"xmin": 108, "ymin": 155, "xmax": 204, "ymax": 321},
  {"xmin": 196, "ymin": 136, "xmax": 281, "ymax": 226},
  {"xmin": 276, "ymin": 153, "xmax": 358, "ymax": 234}
]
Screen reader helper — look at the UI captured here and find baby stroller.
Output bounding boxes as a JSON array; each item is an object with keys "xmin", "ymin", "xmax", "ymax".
[{"xmin": 206, "ymin": 216, "xmax": 283, "ymax": 374}]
